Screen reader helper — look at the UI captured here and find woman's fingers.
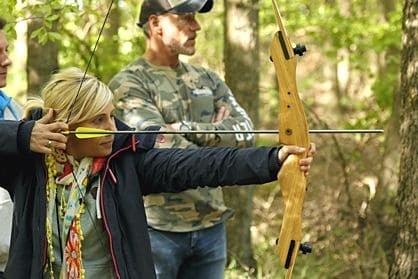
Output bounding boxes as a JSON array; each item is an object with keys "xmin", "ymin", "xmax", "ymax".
[
  {"xmin": 278, "ymin": 143, "xmax": 316, "ymax": 177},
  {"xmin": 29, "ymin": 112, "xmax": 68, "ymax": 153}
]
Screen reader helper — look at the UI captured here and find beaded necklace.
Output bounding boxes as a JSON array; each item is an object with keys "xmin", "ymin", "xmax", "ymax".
[{"xmin": 45, "ymin": 150, "xmax": 104, "ymax": 279}]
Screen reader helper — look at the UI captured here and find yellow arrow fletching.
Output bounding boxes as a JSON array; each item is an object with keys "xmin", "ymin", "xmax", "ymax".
[{"xmin": 74, "ymin": 127, "xmax": 112, "ymax": 139}]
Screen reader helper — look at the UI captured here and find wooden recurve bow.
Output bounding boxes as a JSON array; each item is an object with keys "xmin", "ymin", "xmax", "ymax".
[{"xmin": 269, "ymin": 1, "xmax": 311, "ymax": 278}]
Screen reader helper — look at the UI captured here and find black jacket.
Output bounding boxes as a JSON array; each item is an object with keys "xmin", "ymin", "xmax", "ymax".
[{"xmin": 0, "ymin": 118, "xmax": 280, "ymax": 279}]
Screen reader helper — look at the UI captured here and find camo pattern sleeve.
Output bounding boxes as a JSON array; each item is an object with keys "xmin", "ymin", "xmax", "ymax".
[
  {"xmin": 109, "ymin": 59, "xmax": 255, "ymax": 148},
  {"xmin": 178, "ymin": 63, "xmax": 255, "ymax": 147},
  {"xmin": 108, "ymin": 59, "xmax": 253, "ymax": 231},
  {"xmin": 109, "ymin": 59, "xmax": 192, "ymax": 149}
]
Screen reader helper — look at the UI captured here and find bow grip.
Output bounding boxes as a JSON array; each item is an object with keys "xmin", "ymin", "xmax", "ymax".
[{"xmin": 276, "ymin": 154, "xmax": 307, "ymax": 269}]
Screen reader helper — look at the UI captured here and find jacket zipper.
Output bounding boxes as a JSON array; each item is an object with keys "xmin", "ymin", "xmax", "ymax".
[
  {"xmin": 41, "ymin": 157, "xmax": 48, "ymax": 271},
  {"xmin": 100, "ymin": 140, "xmax": 139, "ymax": 279}
]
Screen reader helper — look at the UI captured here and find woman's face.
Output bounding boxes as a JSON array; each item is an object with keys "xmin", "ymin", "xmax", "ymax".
[{"xmin": 66, "ymin": 101, "xmax": 116, "ymax": 160}]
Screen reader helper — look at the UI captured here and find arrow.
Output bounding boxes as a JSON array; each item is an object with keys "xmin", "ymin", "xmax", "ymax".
[{"xmin": 62, "ymin": 127, "xmax": 384, "ymax": 139}]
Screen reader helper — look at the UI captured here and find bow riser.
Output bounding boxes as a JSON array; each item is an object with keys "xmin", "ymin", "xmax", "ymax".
[{"xmin": 270, "ymin": 31, "xmax": 309, "ymax": 149}]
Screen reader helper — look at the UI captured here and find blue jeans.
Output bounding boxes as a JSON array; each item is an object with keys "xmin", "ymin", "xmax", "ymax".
[{"xmin": 148, "ymin": 223, "xmax": 227, "ymax": 279}]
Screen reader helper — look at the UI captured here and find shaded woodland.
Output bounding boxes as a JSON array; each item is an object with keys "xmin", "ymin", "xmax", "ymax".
[{"xmin": 1, "ymin": 0, "xmax": 416, "ymax": 278}]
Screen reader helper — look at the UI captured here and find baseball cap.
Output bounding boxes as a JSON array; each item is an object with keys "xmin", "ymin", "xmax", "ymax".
[{"xmin": 138, "ymin": 0, "xmax": 214, "ymax": 28}]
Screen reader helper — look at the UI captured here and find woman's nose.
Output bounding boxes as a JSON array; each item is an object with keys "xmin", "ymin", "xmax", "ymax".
[{"xmin": 106, "ymin": 118, "xmax": 117, "ymax": 132}]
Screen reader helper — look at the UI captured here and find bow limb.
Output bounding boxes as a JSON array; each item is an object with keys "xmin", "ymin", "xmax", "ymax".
[{"xmin": 269, "ymin": 1, "xmax": 310, "ymax": 278}]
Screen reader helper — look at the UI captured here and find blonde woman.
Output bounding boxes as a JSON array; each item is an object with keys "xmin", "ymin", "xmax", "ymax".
[{"xmin": 0, "ymin": 68, "xmax": 315, "ymax": 279}]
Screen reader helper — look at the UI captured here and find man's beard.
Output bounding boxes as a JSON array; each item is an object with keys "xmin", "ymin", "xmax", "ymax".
[{"xmin": 169, "ymin": 40, "xmax": 196, "ymax": 56}]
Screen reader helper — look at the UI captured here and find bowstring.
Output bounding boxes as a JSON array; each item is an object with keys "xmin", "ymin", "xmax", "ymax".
[{"xmin": 59, "ymin": 0, "xmax": 115, "ymax": 256}]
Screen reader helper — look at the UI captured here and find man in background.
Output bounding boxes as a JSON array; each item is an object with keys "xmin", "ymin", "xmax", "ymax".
[
  {"xmin": 0, "ymin": 18, "xmax": 22, "ymax": 120},
  {"xmin": 0, "ymin": 17, "xmax": 23, "ymax": 278},
  {"xmin": 109, "ymin": 0, "xmax": 255, "ymax": 278}
]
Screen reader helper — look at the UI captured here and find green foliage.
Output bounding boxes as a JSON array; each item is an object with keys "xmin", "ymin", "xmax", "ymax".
[
  {"xmin": 371, "ymin": 9, "xmax": 402, "ymax": 111},
  {"xmin": 0, "ymin": 0, "xmax": 17, "ymax": 38},
  {"xmin": 192, "ymin": 1, "xmax": 225, "ymax": 74},
  {"xmin": 29, "ymin": 26, "xmax": 60, "ymax": 45},
  {"xmin": 0, "ymin": 0, "xmax": 16, "ymax": 23},
  {"xmin": 259, "ymin": 0, "xmax": 402, "ymax": 130},
  {"xmin": 4, "ymin": 0, "xmax": 146, "ymax": 82}
]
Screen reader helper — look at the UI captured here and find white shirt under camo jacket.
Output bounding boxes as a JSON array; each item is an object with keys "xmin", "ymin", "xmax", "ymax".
[{"xmin": 109, "ymin": 58, "xmax": 255, "ymax": 232}]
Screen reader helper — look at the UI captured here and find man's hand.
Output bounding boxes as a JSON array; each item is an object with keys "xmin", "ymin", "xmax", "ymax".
[
  {"xmin": 278, "ymin": 143, "xmax": 316, "ymax": 177},
  {"xmin": 30, "ymin": 109, "xmax": 68, "ymax": 154},
  {"xmin": 211, "ymin": 106, "xmax": 230, "ymax": 123},
  {"xmin": 167, "ymin": 106, "xmax": 231, "ymax": 130}
]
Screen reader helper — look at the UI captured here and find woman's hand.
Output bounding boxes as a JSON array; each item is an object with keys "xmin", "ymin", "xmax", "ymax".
[
  {"xmin": 30, "ymin": 109, "xmax": 68, "ymax": 153},
  {"xmin": 278, "ymin": 143, "xmax": 316, "ymax": 177}
]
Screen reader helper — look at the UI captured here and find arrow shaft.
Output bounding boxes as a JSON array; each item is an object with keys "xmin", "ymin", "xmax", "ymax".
[{"xmin": 64, "ymin": 129, "xmax": 384, "ymax": 135}]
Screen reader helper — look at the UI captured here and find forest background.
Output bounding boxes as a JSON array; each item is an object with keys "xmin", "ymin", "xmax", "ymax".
[{"xmin": 1, "ymin": 0, "xmax": 416, "ymax": 278}]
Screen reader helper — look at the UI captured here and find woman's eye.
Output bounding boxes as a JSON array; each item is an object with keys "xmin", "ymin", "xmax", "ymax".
[{"xmin": 94, "ymin": 117, "xmax": 104, "ymax": 124}]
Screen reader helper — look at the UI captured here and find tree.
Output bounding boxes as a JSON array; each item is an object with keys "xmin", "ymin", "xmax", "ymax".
[
  {"xmin": 389, "ymin": 0, "xmax": 418, "ymax": 277},
  {"xmin": 26, "ymin": 7, "xmax": 59, "ymax": 97},
  {"xmin": 370, "ymin": 0, "xmax": 401, "ymax": 267},
  {"xmin": 223, "ymin": 0, "xmax": 260, "ymax": 274},
  {"xmin": 95, "ymin": 0, "xmax": 121, "ymax": 82}
]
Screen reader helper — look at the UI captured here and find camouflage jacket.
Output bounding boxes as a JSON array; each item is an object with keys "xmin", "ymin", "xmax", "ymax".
[{"xmin": 109, "ymin": 58, "xmax": 255, "ymax": 232}]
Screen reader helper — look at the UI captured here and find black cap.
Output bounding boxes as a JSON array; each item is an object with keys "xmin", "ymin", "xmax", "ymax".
[{"xmin": 138, "ymin": 0, "xmax": 213, "ymax": 28}]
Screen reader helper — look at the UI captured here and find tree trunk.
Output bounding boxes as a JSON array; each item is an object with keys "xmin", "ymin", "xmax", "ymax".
[
  {"xmin": 388, "ymin": 0, "xmax": 418, "ymax": 277},
  {"xmin": 223, "ymin": 0, "xmax": 259, "ymax": 274},
  {"xmin": 26, "ymin": 16, "xmax": 59, "ymax": 97},
  {"xmin": 375, "ymin": 0, "xmax": 401, "ymax": 197},
  {"xmin": 370, "ymin": 0, "xmax": 401, "ymax": 267}
]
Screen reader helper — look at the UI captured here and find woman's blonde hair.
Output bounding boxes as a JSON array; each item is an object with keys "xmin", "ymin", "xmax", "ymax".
[{"xmin": 24, "ymin": 67, "xmax": 113, "ymax": 125}]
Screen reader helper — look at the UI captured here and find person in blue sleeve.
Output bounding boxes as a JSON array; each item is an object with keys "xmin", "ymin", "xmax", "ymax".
[{"xmin": 0, "ymin": 17, "xmax": 23, "ymax": 278}]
